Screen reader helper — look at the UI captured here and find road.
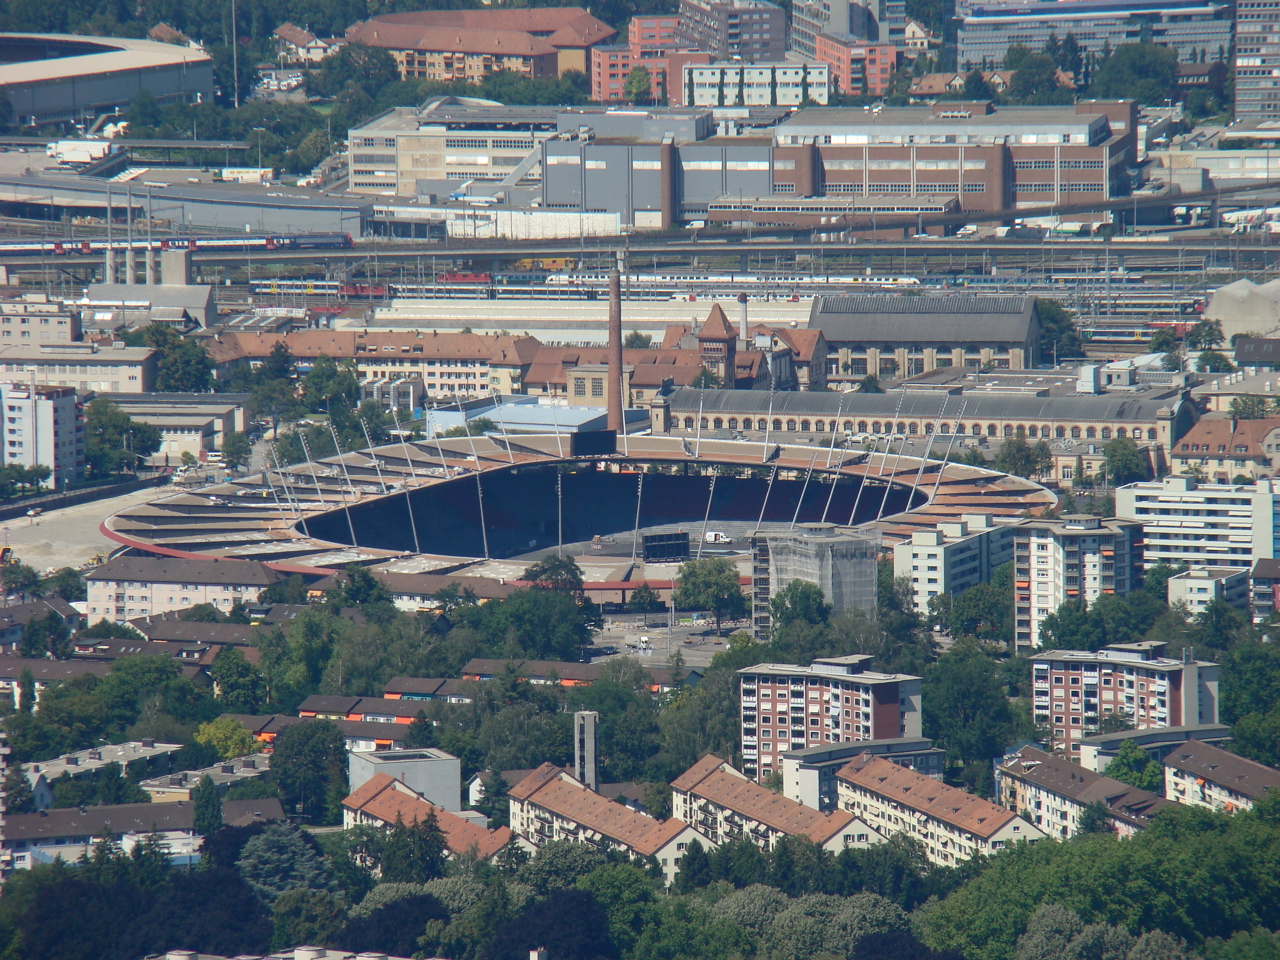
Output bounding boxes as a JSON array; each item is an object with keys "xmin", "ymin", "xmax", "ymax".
[{"xmin": 1, "ymin": 485, "xmax": 171, "ymax": 573}]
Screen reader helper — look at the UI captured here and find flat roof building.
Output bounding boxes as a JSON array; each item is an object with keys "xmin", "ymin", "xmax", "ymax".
[
  {"xmin": 0, "ymin": 33, "xmax": 213, "ymax": 128},
  {"xmin": 1166, "ymin": 567, "xmax": 1250, "ymax": 615},
  {"xmin": 1033, "ymin": 641, "xmax": 1220, "ymax": 756},
  {"xmin": 738, "ymin": 655, "xmax": 922, "ymax": 781},
  {"xmin": 676, "ymin": 0, "xmax": 787, "ymax": 61},
  {"xmin": 893, "ymin": 514, "xmax": 1018, "ymax": 614}
]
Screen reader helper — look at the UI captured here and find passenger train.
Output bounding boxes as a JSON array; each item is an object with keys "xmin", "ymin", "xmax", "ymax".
[
  {"xmin": 0, "ymin": 233, "xmax": 354, "ymax": 256},
  {"xmin": 543, "ymin": 271, "xmax": 922, "ymax": 287}
]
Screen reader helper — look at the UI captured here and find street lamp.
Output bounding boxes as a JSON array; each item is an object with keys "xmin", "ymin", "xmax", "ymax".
[{"xmin": 252, "ymin": 126, "xmax": 265, "ymax": 169}]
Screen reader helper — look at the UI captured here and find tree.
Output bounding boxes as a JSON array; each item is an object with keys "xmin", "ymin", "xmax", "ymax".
[
  {"xmin": 404, "ymin": 710, "xmax": 436, "ymax": 749},
  {"xmin": 157, "ymin": 337, "xmax": 214, "ymax": 393},
  {"xmin": 326, "ymin": 565, "xmax": 392, "ymax": 608},
  {"xmin": 627, "ymin": 582, "xmax": 663, "ymax": 624},
  {"xmin": 17, "ymin": 666, "xmax": 35, "ymax": 714},
  {"xmin": 380, "ymin": 809, "xmax": 448, "ymax": 883},
  {"xmin": 521, "ymin": 555, "xmax": 585, "ymax": 594},
  {"xmin": 2, "ymin": 562, "xmax": 41, "ymax": 604},
  {"xmin": 1090, "ymin": 42, "xmax": 1178, "ymax": 104},
  {"xmin": 1035, "ymin": 299, "xmax": 1085, "ymax": 360},
  {"xmin": 1187, "ymin": 317, "xmax": 1226, "ymax": 350},
  {"xmin": 1103, "ymin": 436, "xmax": 1148, "ymax": 486},
  {"xmin": 196, "ymin": 716, "xmax": 258, "ymax": 761},
  {"xmin": 221, "ymin": 432, "xmax": 252, "ymax": 470},
  {"xmin": 692, "ymin": 367, "xmax": 722, "ymax": 389},
  {"xmin": 769, "ymin": 580, "xmax": 832, "ymax": 628},
  {"xmin": 237, "ymin": 823, "xmax": 337, "ymax": 902},
  {"xmin": 1104, "ymin": 738, "xmax": 1163, "ymax": 791},
  {"xmin": 41, "ymin": 567, "xmax": 86, "ymax": 602},
  {"xmin": 923, "ymin": 647, "xmax": 1021, "ymax": 767},
  {"xmin": 674, "ymin": 838, "xmax": 713, "ymax": 893},
  {"xmin": 1197, "ymin": 350, "xmax": 1235, "ymax": 373},
  {"xmin": 1076, "ymin": 801, "xmax": 1113, "ymax": 834},
  {"xmin": 84, "ymin": 398, "xmax": 162, "ymax": 476},
  {"xmin": 623, "ymin": 331, "xmax": 652, "ymax": 349},
  {"xmin": 271, "ymin": 889, "xmax": 346, "ymax": 952},
  {"xmin": 674, "ymin": 557, "xmax": 748, "ymax": 635},
  {"xmin": 1008, "ymin": 53, "xmax": 1064, "ymax": 103},
  {"xmin": 1149, "ymin": 328, "xmax": 1178, "ymax": 354},
  {"xmin": 4, "ymin": 765, "xmax": 36, "ymax": 813},
  {"xmin": 271, "ymin": 720, "xmax": 347, "ymax": 824},
  {"xmin": 1230, "ymin": 395, "xmax": 1275, "ymax": 420},
  {"xmin": 963, "ymin": 69, "xmax": 993, "ymax": 99},
  {"xmin": 858, "ymin": 374, "xmax": 884, "ymax": 393},
  {"xmin": 193, "ymin": 774, "xmax": 223, "ymax": 837},
  {"xmin": 624, "ymin": 64, "xmax": 653, "ymax": 102}
]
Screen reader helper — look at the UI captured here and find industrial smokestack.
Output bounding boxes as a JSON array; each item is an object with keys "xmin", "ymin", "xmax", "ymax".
[
  {"xmin": 738, "ymin": 291, "xmax": 748, "ymax": 342},
  {"xmin": 606, "ymin": 268, "xmax": 623, "ymax": 433}
]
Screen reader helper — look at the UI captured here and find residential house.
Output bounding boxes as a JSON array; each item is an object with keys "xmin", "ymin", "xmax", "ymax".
[
  {"xmin": 836, "ymin": 753, "xmax": 1047, "ymax": 865},
  {"xmin": 1077, "ymin": 724, "xmax": 1232, "ymax": 774},
  {"xmin": 273, "ymin": 23, "xmax": 343, "ymax": 63},
  {"xmin": 997, "ymin": 745, "xmax": 1172, "ymax": 838},
  {"xmin": 0, "ymin": 597, "xmax": 82, "ymax": 651},
  {"xmin": 1032, "ymin": 641, "xmax": 1221, "ymax": 756},
  {"xmin": 23, "ymin": 740, "xmax": 181, "ymax": 810},
  {"xmin": 3, "ymin": 798, "xmax": 284, "ymax": 870},
  {"xmin": 310, "ymin": 568, "xmax": 517, "ymax": 613},
  {"xmin": 383, "ymin": 677, "xmax": 476, "ymax": 703},
  {"xmin": 348, "ymin": 749, "xmax": 462, "ymax": 811},
  {"xmin": 1166, "ymin": 567, "xmax": 1250, "ymax": 615},
  {"xmin": 508, "ymin": 763, "xmax": 712, "ymax": 884},
  {"xmin": 226, "ymin": 714, "xmax": 411, "ymax": 753},
  {"xmin": 461, "ymin": 658, "xmax": 701, "ymax": 694},
  {"xmin": 343, "ymin": 772, "xmax": 512, "ymax": 859},
  {"xmin": 0, "ymin": 656, "xmax": 111, "ymax": 710},
  {"xmin": 84, "ymin": 556, "xmax": 283, "ymax": 622},
  {"xmin": 781, "ymin": 737, "xmax": 946, "ymax": 812},
  {"xmin": 1163, "ymin": 740, "xmax": 1280, "ymax": 813},
  {"xmin": 140, "ymin": 754, "xmax": 270, "ymax": 802},
  {"xmin": 1168, "ymin": 415, "xmax": 1280, "ymax": 482},
  {"xmin": 671, "ymin": 754, "xmax": 883, "ymax": 851}
]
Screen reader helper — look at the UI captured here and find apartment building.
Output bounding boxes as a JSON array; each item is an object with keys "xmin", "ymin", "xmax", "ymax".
[
  {"xmin": 1237, "ymin": 0, "xmax": 1280, "ymax": 121},
  {"xmin": 997, "ymin": 745, "xmax": 1171, "ymax": 839},
  {"xmin": 1077, "ymin": 724, "xmax": 1232, "ymax": 774},
  {"xmin": 0, "ymin": 294, "xmax": 81, "ymax": 344},
  {"xmin": 956, "ymin": 0, "xmax": 1233, "ymax": 70},
  {"xmin": 1166, "ymin": 567, "xmax": 1250, "ymax": 615},
  {"xmin": 1251, "ymin": 557, "xmax": 1280, "ymax": 621},
  {"xmin": 750, "ymin": 523, "xmax": 879, "ymax": 638},
  {"xmin": 84, "ymin": 557, "xmax": 282, "ymax": 622},
  {"xmin": 344, "ymin": 772, "xmax": 512, "ymax": 858},
  {"xmin": 671, "ymin": 754, "xmax": 883, "ymax": 851},
  {"xmin": 508, "ymin": 763, "xmax": 711, "ymax": 883},
  {"xmin": 140, "ymin": 754, "xmax": 269, "ymax": 802},
  {"xmin": 1032, "ymin": 641, "xmax": 1221, "ymax": 756},
  {"xmin": 781, "ymin": 737, "xmax": 945, "ymax": 812},
  {"xmin": 680, "ymin": 62, "xmax": 832, "ymax": 107},
  {"xmin": 836, "ymin": 754, "xmax": 1046, "ymax": 865},
  {"xmin": 738, "ymin": 655, "xmax": 922, "ymax": 781},
  {"xmin": 1163, "ymin": 740, "xmax": 1280, "ymax": 813},
  {"xmin": 893, "ymin": 514, "xmax": 1017, "ymax": 614},
  {"xmin": 0, "ymin": 656, "xmax": 109, "ymax": 710},
  {"xmin": 1013, "ymin": 515, "xmax": 1144, "ymax": 650},
  {"xmin": 0, "ymin": 383, "xmax": 83, "ymax": 486},
  {"xmin": 204, "ymin": 330, "xmax": 542, "ymax": 399},
  {"xmin": 229, "ymin": 714, "xmax": 413, "ymax": 753},
  {"xmin": 0, "ymin": 342, "xmax": 157, "ymax": 394},
  {"xmin": 591, "ymin": 45, "xmax": 711, "ymax": 102},
  {"xmin": 346, "ymin": 8, "xmax": 615, "ymax": 80},
  {"xmin": 1117, "ymin": 476, "xmax": 1280, "ymax": 570},
  {"xmin": 676, "ymin": 0, "xmax": 787, "ymax": 61},
  {"xmin": 1166, "ymin": 416, "xmax": 1280, "ymax": 483},
  {"xmin": 813, "ymin": 35, "xmax": 896, "ymax": 98}
]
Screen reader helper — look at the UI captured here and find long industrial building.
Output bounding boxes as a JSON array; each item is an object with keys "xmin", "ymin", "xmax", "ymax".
[{"xmin": 0, "ymin": 34, "xmax": 213, "ymax": 128}]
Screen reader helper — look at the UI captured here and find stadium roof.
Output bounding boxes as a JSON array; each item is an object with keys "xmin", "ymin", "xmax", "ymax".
[{"xmin": 0, "ymin": 34, "xmax": 211, "ymax": 85}]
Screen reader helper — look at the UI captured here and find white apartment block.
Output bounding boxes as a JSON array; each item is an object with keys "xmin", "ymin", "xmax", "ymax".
[
  {"xmin": 1163, "ymin": 740, "xmax": 1280, "ymax": 814},
  {"xmin": 836, "ymin": 754, "xmax": 1046, "ymax": 866},
  {"xmin": 1166, "ymin": 567, "xmax": 1250, "ymax": 615},
  {"xmin": 1032, "ymin": 641, "xmax": 1220, "ymax": 756},
  {"xmin": 682, "ymin": 62, "xmax": 832, "ymax": 107},
  {"xmin": 892, "ymin": 513, "xmax": 1016, "ymax": 614},
  {"xmin": 1115, "ymin": 476, "xmax": 1280, "ymax": 570},
  {"xmin": 0, "ymin": 294, "xmax": 81, "ymax": 343},
  {"xmin": 671, "ymin": 754, "xmax": 883, "ymax": 852},
  {"xmin": 508, "ymin": 762, "xmax": 711, "ymax": 884},
  {"xmin": 1013, "ymin": 515, "xmax": 1144, "ymax": 650},
  {"xmin": 0, "ymin": 342, "xmax": 157, "ymax": 393},
  {"xmin": 85, "ymin": 556, "xmax": 282, "ymax": 622},
  {"xmin": 738, "ymin": 655, "xmax": 922, "ymax": 781},
  {"xmin": 0, "ymin": 383, "xmax": 83, "ymax": 486},
  {"xmin": 997, "ymin": 745, "xmax": 1170, "ymax": 839}
]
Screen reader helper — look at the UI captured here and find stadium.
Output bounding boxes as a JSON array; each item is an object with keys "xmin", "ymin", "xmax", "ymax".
[{"xmin": 101, "ymin": 432, "xmax": 1054, "ymax": 576}]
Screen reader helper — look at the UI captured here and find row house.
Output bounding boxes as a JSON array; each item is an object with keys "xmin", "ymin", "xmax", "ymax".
[
  {"xmin": 226, "ymin": 714, "xmax": 411, "ymax": 753},
  {"xmin": 737, "ymin": 654, "xmax": 921, "ymax": 781},
  {"xmin": 1032, "ymin": 641, "xmax": 1221, "ymax": 757},
  {"xmin": 997, "ymin": 745, "xmax": 1171, "ymax": 839},
  {"xmin": 1163, "ymin": 740, "xmax": 1280, "ymax": 814},
  {"xmin": 462, "ymin": 658, "xmax": 700, "ymax": 695},
  {"xmin": 84, "ymin": 557, "xmax": 281, "ymax": 623},
  {"xmin": 297, "ymin": 695, "xmax": 433, "ymax": 724},
  {"xmin": 508, "ymin": 763, "xmax": 710, "ymax": 884},
  {"xmin": 837, "ymin": 754, "xmax": 1046, "ymax": 866},
  {"xmin": 343, "ymin": 772, "xmax": 512, "ymax": 859},
  {"xmin": 671, "ymin": 754, "xmax": 882, "ymax": 851}
]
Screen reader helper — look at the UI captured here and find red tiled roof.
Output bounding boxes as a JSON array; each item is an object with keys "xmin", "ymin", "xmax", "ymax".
[
  {"xmin": 838, "ymin": 754, "xmax": 1018, "ymax": 839},
  {"xmin": 697, "ymin": 304, "xmax": 737, "ymax": 341},
  {"xmin": 273, "ymin": 22, "xmax": 316, "ymax": 47},
  {"xmin": 343, "ymin": 772, "xmax": 512, "ymax": 858},
  {"xmin": 1172, "ymin": 415, "xmax": 1280, "ymax": 461},
  {"xmin": 674, "ymin": 757, "xmax": 856, "ymax": 843},
  {"xmin": 518, "ymin": 769, "xmax": 693, "ymax": 856},
  {"xmin": 362, "ymin": 8, "xmax": 615, "ymax": 47},
  {"xmin": 347, "ymin": 22, "xmax": 559, "ymax": 56}
]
